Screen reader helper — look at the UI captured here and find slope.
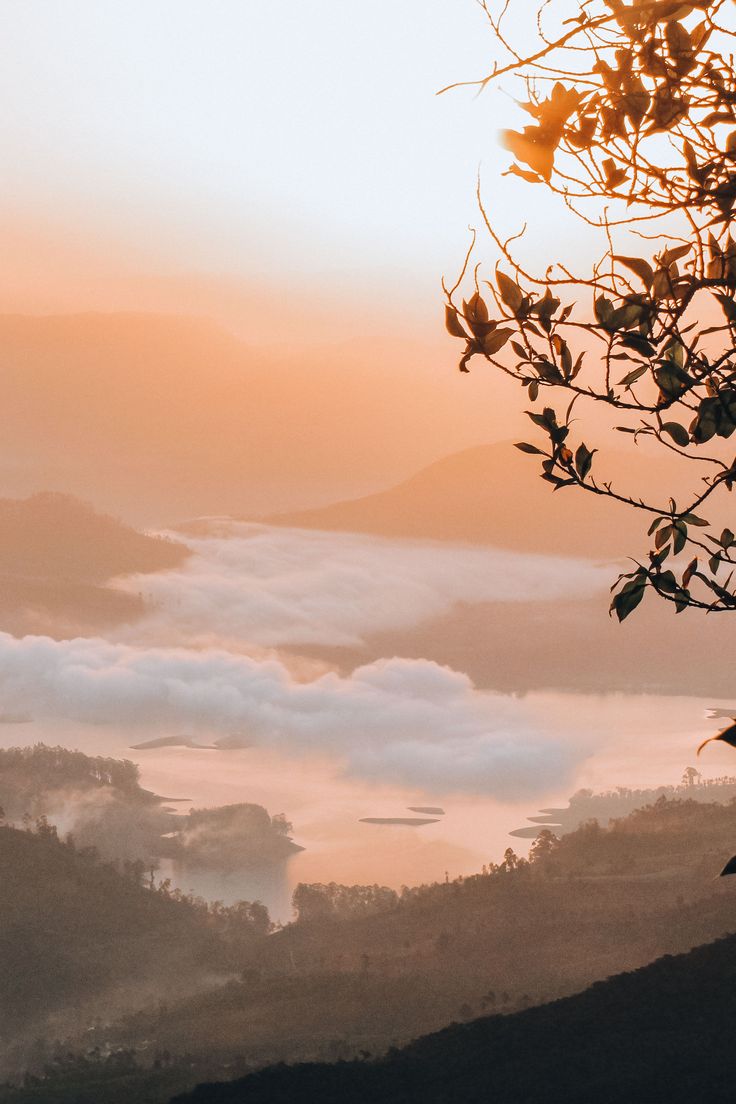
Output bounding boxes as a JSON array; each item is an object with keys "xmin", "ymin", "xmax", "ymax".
[
  {"xmin": 0, "ymin": 492, "xmax": 187, "ymax": 636},
  {"xmin": 0, "ymin": 313, "xmax": 516, "ymax": 522},
  {"xmin": 268, "ymin": 440, "xmax": 695, "ymax": 559},
  {"xmin": 172, "ymin": 930, "xmax": 736, "ymax": 1104}
]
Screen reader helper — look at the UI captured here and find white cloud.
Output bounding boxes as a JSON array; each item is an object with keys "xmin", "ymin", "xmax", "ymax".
[
  {"xmin": 0, "ymin": 632, "xmax": 583, "ymax": 798},
  {"xmin": 114, "ymin": 522, "xmax": 609, "ymax": 648}
]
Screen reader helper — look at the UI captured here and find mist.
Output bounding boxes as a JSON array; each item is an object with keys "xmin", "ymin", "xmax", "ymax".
[
  {"xmin": 112, "ymin": 521, "xmax": 610, "ymax": 649},
  {"xmin": 0, "ymin": 631, "xmax": 583, "ymax": 799}
]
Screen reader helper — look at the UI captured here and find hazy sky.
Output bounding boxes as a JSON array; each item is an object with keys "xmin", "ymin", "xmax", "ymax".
[{"xmin": 0, "ymin": 1, "xmax": 575, "ymax": 322}]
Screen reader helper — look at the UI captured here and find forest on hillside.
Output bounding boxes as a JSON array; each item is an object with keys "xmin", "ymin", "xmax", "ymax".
[{"xmin": 2, "ymin": 784, "xmax": 736, "ymax": 1103}]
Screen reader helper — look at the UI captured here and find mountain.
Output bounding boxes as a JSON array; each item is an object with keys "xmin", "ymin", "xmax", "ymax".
[
  {"xmin": 0, "ymin": 313, "xmax": 516, "ymax": 523},
  {"xmin": 296, "ymin": 588, "xmax": 736, "ymax": 698},
  {"xmin": 0, "ymin": 492, "xmax": 187, "ymax": 637},
  {"xmin": 0, "ymin": 492, "xmax": 186, "ymax": 582},
  {"xmin": 170, "ymin": 930, "xmax": 736, "ymax": 1103},
  {"xmin": 268, "ymin": 441, "xmax": 694, "ymax": 559},
  {"xmin": 35, "ymin": 796, "xmax": 736, "ymax": 1091},
  {"xmin": 5, "ymin": 795, "xmax": 736, "ymax": 1101}
]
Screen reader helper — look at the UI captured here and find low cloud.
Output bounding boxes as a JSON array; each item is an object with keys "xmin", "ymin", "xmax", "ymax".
[
  {"xmin": 0, "ymin": 632, "xmax": 584, "ymax": 798},
  {"xmin": 114, "ymin": 522, "xmax": 609, "ymax": 648}
]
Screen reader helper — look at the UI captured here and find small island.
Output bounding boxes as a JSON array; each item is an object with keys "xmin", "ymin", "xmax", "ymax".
[{"xmin": 359, "ymin": 817, "xmax": 440, "ymax": 827}]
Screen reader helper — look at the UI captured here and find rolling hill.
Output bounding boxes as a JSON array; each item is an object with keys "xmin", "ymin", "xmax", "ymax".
[
  {"xmin": 171, "ymin": 930, "xmax": 736, "ymax": 1103},
  {"xmin": 0, "ymin": 492, "xmax": 186, "ymax": 582},
  {"xmin": 0, "ymin": 823, "xmax": 251, "ymax": 1048},
  {"xmin": 268, "ymin": 441, "xmax": 695, "ymax": 559},
  {"xmin": 0, "ymin": 312, "xmax": 516, "ymax": 523},
  {"xmin": 5, "ymin": 796, "xmax": 736, "ymax": 1102},
  {"xmin": 0, "ymin": 492, "xmax": 187, "ymax": 637}
]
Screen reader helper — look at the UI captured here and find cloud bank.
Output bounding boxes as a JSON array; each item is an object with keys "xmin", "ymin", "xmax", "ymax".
[
  {"xmin": 0, "ymin": 631, "xmax": 583, "ymax": 798},
  {"xmin": 115, "ymin": 522, "xmax": 610, "ymax": 648}
]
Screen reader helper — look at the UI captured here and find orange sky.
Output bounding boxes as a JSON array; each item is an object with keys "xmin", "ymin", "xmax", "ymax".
[{"xmin": 0, "ymin": 2, "xmax": 590, "ymax": 341}]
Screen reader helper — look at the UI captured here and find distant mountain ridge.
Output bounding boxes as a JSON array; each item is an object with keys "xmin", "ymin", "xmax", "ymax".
[
  {"xmin": 0, "ymin": 311, "xmax": 512, "ymax": 522},
  {"xmin": 267, "ymin": 441, "xmax": 677, "ymax": 558}
]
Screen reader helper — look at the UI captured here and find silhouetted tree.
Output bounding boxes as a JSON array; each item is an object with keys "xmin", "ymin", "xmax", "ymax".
[
  {"xmin": 444, "ymin": 0, "xmax": 736, "ymax": 619},
  {"xmin": 529, "ymin": 828, "xmax": 561, "ymax": 865}
]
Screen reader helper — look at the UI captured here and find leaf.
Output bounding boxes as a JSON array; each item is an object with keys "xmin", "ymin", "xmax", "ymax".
[
  {"xmin": 602, "ymin": 158, "xmax": 627, "ymax": 188},
  {"xmin": 574, "ymin": 442, "xmax": 595, "ymax": 480},
  {"xmin": 621, "ymin": 333, "xmax": 655, "ymax": 357},
  {"xmin": 682, "ymin": 558, "xmax": 698, "ymax": 588},
  {"xmin": 594, "ymin": 296, "xmax": 614, "ymax": 326},
  {"xmin": 656, "ymin": 569, "xmax": 678, "ymax": 595},
  {"xmin": 661, "ymin": 243, "xmax": 691, "ymax": 265},
  {"xmin": 613, "ymin": 255, "xmax": 653, "ymax": 287},
  {"xmin": 665, "ymin": 21, "xmax": 693, "ymax": 70},
  {"xmin": 501, "ymin": 129, "xmax": 555, "ymax": 182},
  {"xmin": 444, "ymin": 306, "xmax": 468, "ymax": 339},
  {"xmin": 721, "ymin": 528, "xmax": 735, "ymax": 549},
  {"xmin": 715, "ymin": 293, "xmax": 736, "ymax": 323},
  {"xmin": 673, "ymin": 521, "xmax": 688, "ymax": 555},
  {"xmin": 702, "ymin": 111, "xmax": 735, "ymax": 129},
  {"xmin": 619, "ymin": 365, "xmax": 648, "ymax": 388},
  {"xmin": 496, "ymin": 271, "xmax": 524, "ymax": 313},
  {"xmin": 504, "ymin": 164, "xmax": 543, "ymax": 184},
  {"xmin": 620, "ymin": 77, "xmax": 650, "ymax": 127},
  {"xmin": 514, "ymin": 442, "xmax": 545, "ymax": 455},
  {"xmin": 655, "ymin": 524, "xmax": 674, "ymax": 550},
  {"xmin": 661, "ymin": 421, "xmax": 690, "ymax": 447},
  {"xmin": 608, "ymin": 303, "xmax": 643, "ymax": 331},
  {"xmin": 611, "ymin": 577, "xmax": 646, "ymax": 621},
  {"xmin": 483, "ymin": 328, "xmax": 515, "ymax": 355},
  {"xmin": 654, "ymin": 363, "xmax": 689, "ymax": 402},
  {"xmin": 674, "ymin": 588, "xmax": 690, "ymax": 614},
  {"xmin": 464, "ymin": 292, "xmax": 489, "ymax": 324}
]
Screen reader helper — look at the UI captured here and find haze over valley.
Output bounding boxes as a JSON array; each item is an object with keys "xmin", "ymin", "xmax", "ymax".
[{"xmin": 3, "ymin": 2, "xmax": 736, "ymax": 1100}]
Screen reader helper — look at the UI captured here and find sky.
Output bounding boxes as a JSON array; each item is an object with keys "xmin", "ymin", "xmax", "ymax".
[
  {"xmin": 0, "ymin": 1, "xmax": 733, "ymax": 916},
  {"xmin": 0, "ymin": 0, "xmax": 581, "ymax": 333}
]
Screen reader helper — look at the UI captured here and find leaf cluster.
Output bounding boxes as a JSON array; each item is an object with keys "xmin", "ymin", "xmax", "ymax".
[{"xmin": 444, "ymin": 0, "xmax": 736, "ymax": 617}]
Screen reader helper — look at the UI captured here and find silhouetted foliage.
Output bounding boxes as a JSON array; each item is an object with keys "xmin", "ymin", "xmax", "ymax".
[
  {"xmin": 0, "ymin": 819, "xmax": 271, "ymax": 1050},
  {"xmin": 444, "ymin": 0, "xmax": 736, "ymax": 618},
  {"xmin": 292, "ymin": 883, "xmax": 399, "ymax": 924}
]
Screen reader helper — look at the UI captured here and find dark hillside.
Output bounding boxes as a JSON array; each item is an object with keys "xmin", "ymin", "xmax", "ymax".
[
  {"xmin": 171, "ymin": 931, "xmax": 736, "ymax": 1104},
  {"xmin": 0, "ymin": 823, "xmax": 266, "ymax": 1049},
  {"xmin": 65, "ymin": 797, "xmax": 736, "ymax": 1086}
]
